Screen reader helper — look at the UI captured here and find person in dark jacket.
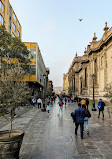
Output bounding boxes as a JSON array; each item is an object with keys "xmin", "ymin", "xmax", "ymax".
[
  {"xmin": 98, "ymin": 99, "xmax": 105, "ymax": 120},
  {"xmin": 73, "ymin": 103, "xmax": 85, "ymax": 139}
]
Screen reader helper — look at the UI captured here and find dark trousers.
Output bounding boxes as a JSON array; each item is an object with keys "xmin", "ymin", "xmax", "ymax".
[
  {"xmin": 98, "ymin": 109, "xmax": 104, "ymax": 118},
  {"xmin": 38, "ymin": 103, "xmax": 41, "ymax": 109},
  {"xmin": 75, "ymin": 122, "xmax": 84, "ymax": 138}
]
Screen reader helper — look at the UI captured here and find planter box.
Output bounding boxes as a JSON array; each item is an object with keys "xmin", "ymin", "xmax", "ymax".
[{"xmin": 0, "ymin": 129, "xmax": 24, "ymax": 159}]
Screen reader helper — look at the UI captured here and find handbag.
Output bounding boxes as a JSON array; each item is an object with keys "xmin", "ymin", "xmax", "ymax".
[
  {"xmin": 71, "ymin": 112, "xmax": 76, "ymax": 122},
  {"xmin": 86, "ymin": 110, "xmax": 91, "ymax": 118}
]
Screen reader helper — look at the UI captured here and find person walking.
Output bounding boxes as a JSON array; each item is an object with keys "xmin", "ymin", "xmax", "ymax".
[
  {"xmin": 97, "ymin": 99, "xmax": 105, "ymax": 120},
  {"xmin": 58, "ymin": 99, "xmax": 64, "ymax": 115},
  {"xmin": 68, "ymin": 97, "xmax": 70, "ymax": 103},
  {"xmin": 65, "ymin": 97, "xmax": 67, "ymax": 105},
  {"xmin": 46, "ymin": 102, "xmax": 51, "ymax": 113},
  {"xmin": 37, "ymin": 97, "xmax": 42, "ymax": 109},
  {"xmin": 72, "ymin": 103, "xmax": 85, "ymax": 139},
  {"xmin": 82, "ymin": 105, "xmax": 91, "ymax": 135},
  {"xmin": 81, "ymin": 98, "xmax": 86, "ymax": 108}
]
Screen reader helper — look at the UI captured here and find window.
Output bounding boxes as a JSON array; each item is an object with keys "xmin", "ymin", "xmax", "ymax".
[
  {"xmin": 0, "ymin": 1, "xmax": 4, "ymax": 13},
  {"xmin": 30, "ymin": 65, "xmax": 36, "ymax": 75},
  {"xmin": 12, "ymin": 23, "xmax": 16, "ymax": 32},
  {"xmin": 0, "ymin": 14, "xmax": 4, "ymax": 25},
  {"xmin": 12, "ymin": 33, "xmax": 15, "ymax": 37},
  {"xmin": 17, "ymin": 21, "xmax": 20, "ymax": 29},
  {"xmin": 13, "ymin": 12, "xmax": 16, "ymax": 21},
  {"xmin": 17, "ymin": 30, "xmax": 20, "ymax": 37}
]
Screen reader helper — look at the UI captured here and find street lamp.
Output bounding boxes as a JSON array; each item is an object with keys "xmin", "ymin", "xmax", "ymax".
[
  {"xmin": 92, "ymin": 74, "xmax": 97, "ymax": 111},
  {"xmin": 43, "ymin": 74, "xmax": 46, "ymax": 109}
]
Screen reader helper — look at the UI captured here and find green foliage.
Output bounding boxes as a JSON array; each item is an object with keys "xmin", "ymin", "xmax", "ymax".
[
  {"xmin": 0, "ymin": 25, "xmax": 30, "ymax": 73},
  {"xmin": 0, "ymin": 26, "xmax": 31, "ymax": 132},
  {"xmin": 0, "ymin": 67, "xmax": 31, "ymax": 121}
]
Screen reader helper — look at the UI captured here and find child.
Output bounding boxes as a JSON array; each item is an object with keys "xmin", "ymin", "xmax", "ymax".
[{"xmin": 46, "ymin": 102, "xmax": 51, "ymax": 113}]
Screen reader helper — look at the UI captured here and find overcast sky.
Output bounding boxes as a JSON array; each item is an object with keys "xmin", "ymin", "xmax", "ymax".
[{"xmin": 10, "ymin": 0, "xmax": 112, "ymax": 87}]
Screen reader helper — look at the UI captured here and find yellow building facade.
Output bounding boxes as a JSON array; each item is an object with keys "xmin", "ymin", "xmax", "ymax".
[
  {"xmin": 0, "ymin": 0, "xmax": 21, "ymax": 38},
  {"xmin": 23, "ymin": 42, "xmax": 47, "ymax": 91}
]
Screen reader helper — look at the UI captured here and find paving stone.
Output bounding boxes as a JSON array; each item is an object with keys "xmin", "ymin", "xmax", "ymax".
[{"xmin": 0, "ymin": 100, "xmax": 112, "ymax": 159}]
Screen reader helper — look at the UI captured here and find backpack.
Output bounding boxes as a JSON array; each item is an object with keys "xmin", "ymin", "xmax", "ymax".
[{"xmin": 98, "ymin": 102, "xmax": 102, "ymax": 110}]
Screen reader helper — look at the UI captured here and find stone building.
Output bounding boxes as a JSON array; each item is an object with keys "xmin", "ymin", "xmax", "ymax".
[
  {"xmin": 64, "ymin": 22, "xmax": 112, "ymax": 100},
  {"xmin": 63, "ymin": 73, "xmax": 69, "ymax": 95}
]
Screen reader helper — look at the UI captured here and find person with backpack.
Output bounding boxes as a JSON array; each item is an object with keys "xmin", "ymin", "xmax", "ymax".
[{"xmin": 97, "ymin": 99, "xmax": 105, "ymax": 120}]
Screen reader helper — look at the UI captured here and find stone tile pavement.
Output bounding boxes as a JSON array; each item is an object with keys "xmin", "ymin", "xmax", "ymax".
[{"xmin": 0, "ymin": 100, "xmax": 112, "ymax": 159}]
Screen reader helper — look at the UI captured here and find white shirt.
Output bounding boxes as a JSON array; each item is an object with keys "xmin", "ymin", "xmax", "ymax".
[{"xmin": 37, "ymin": 98, "xmax": 42, "ymax": 104}]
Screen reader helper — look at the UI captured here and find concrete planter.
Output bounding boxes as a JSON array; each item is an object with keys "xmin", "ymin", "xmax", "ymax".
[{"xmin": 0, "ymin": 129, "xmax": 24, "ymax": 159}]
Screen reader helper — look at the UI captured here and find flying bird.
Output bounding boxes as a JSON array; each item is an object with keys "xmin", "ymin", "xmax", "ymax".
[{"xmin": 79, "ymin": 19, "xmax": 83, "ymax": 22}]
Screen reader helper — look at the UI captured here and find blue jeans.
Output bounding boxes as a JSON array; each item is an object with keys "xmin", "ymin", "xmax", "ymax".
[
  {"xmin": 84, "ymin": 117, "xmax": 88, "ymax": 131},
  {"xmin": 59, "ymin": 106, "xmax": 63, "ymax": 113}
]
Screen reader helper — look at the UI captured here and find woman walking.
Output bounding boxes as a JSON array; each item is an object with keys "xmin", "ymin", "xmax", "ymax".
[
  {"xmin": 58, "ymin": 99, "xmax": 64, "ymax": 115},
  {"xmin": 82, "ymin": 105, "xmax": 91, "ymax": 135}
]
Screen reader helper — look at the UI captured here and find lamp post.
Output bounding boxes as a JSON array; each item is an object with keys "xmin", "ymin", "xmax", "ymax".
[
  {"xmin": 92, "ymin": 74, "xmax": 97, "ymax": 111},
  {"xmin": 43, "ymin": 74, "xmax": 46, "ymax": 109}
]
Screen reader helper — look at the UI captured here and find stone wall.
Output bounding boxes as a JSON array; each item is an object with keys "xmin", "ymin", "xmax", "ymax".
[{"xmin": 65, "ymin": 22, "xmax": 112, "ymax": 101}]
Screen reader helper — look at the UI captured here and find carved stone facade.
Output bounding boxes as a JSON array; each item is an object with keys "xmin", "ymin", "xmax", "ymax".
[
  {"xmin": 64, "ymin": 22, "xmax": 112, "ymax": 100},
  {"xmin": 63, "ymin": 73, "xmax": 69, "ymax": 95}
]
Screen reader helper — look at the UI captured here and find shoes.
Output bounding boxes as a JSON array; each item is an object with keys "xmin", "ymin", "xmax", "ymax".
[
  {"xmin": 81, "ymin": 137, "xmax": 83, "ymax": 139},
  {"xmin": 87, "ymin": 131, "xmax": 89, "ymax": 135},
  {"xmin": 98, "ymin": 116, "xmax": 99, "ymax": 118}
]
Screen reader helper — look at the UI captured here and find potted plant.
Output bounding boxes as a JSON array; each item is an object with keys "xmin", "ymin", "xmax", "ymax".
[{"xmin": 0, "ymin": 26, "xmax": 31, "ymax": 159}]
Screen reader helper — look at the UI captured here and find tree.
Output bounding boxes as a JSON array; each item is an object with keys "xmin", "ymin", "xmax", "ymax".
[
  {"xmin": 0, "ymin": 26, "xmax": 31, "ymax": 136},
  {"xmin": 0, "ymin": 25, "xmax": 30, "ymax": 74},
  {"xmin": 0, "ymin": 67, "xmax": 31, "ymax": 136}
]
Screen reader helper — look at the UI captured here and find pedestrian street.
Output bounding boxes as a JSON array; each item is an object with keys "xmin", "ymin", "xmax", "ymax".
[{"xmin": 1, "ymin": 101, "xmax": 112, "ymax": 159}]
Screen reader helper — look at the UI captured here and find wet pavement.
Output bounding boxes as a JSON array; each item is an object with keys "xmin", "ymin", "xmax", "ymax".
[{"xmin": 1, "ymin": 99, "xmax": 112, "ymax": 159}]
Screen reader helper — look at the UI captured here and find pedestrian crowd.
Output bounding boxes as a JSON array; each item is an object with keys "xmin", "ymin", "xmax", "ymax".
[
  {"xmin": 28, "ymin": 94, "xmax": 106, "ymax": 140},
  {"xmin": 71, "ymin": 98, "xmax": 105, "ymax": 139}
]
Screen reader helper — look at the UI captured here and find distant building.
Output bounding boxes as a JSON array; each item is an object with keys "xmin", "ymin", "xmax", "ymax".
[
  {"xmin": 0, "ymin": 0, "xmax": 22, "ymax": 38},
  {"xmin": 54, "ymin": 87, "xmax": 63, "ymax": 94}
]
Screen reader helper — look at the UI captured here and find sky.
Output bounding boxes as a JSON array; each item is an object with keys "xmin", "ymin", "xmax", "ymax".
[{"xmin": 10, "ymin": 0, "xmax": 112, "ymax": 87}]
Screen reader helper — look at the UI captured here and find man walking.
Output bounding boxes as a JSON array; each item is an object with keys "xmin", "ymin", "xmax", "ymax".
[
  {"xmin": 97, "ymin": 99, "xmax": 105, "ymax": 120},
  {"xmin": 37, "ymin": 97, "xmax": 42, "ymax": 109},
  {"xmin": 73, "ymin": 103, "xmax": 85, "ymax": 139}
]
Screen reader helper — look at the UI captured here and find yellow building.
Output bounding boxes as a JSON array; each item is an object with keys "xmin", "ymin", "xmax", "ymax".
[
  {"xmin": 24, "ymin": 42, "xmax": 49, "ymax": 96},
  {"xmin": 0, "ymin": 0, "xmax": 22, "ymax": 38}
]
